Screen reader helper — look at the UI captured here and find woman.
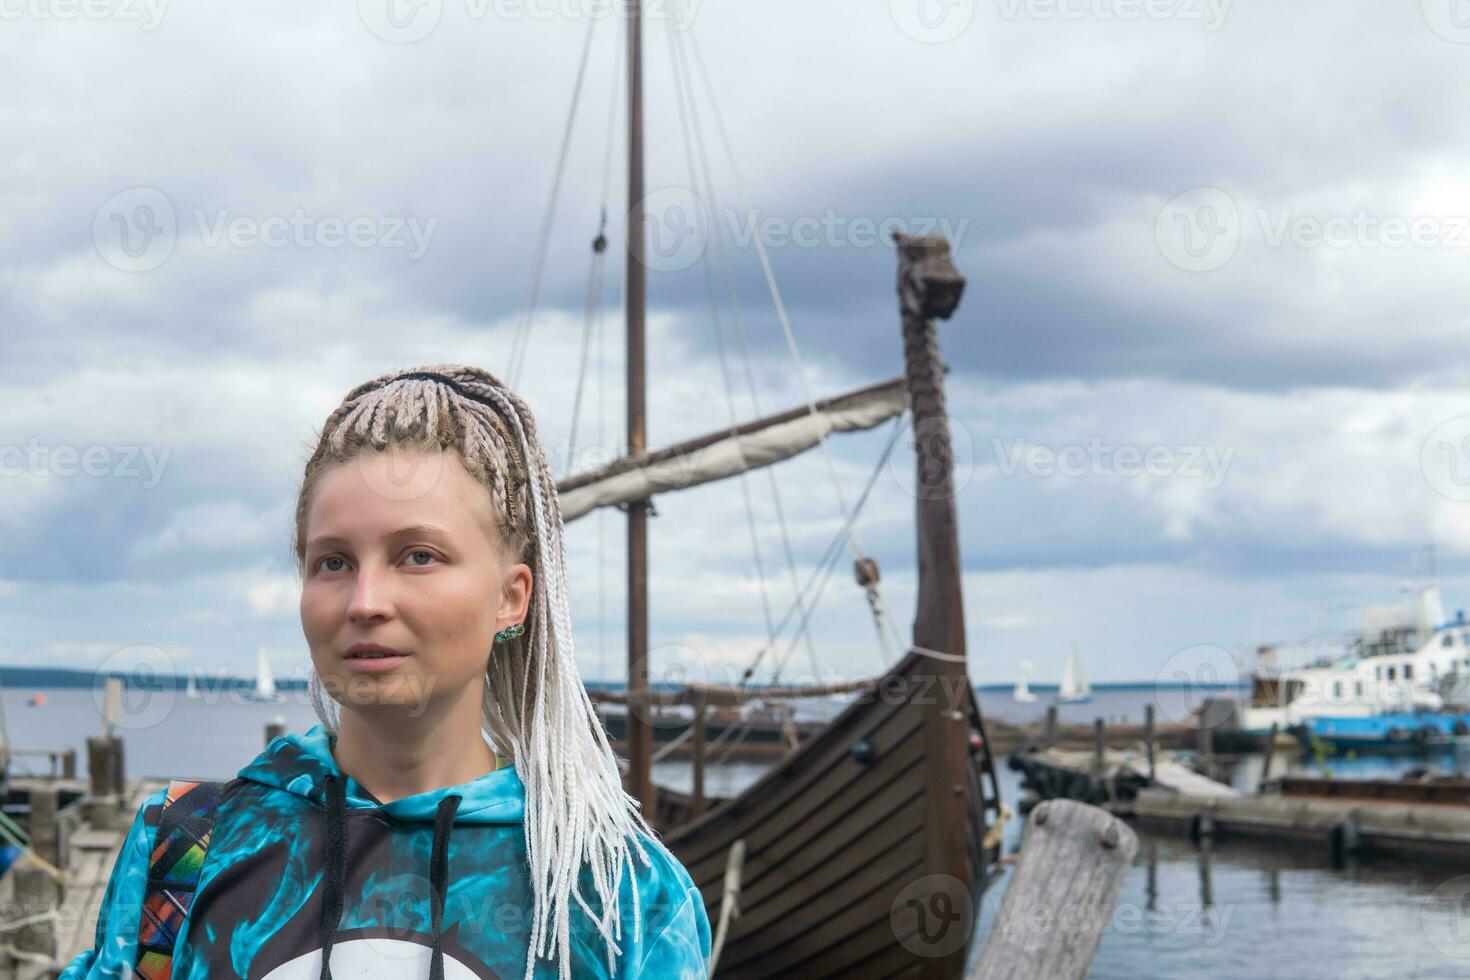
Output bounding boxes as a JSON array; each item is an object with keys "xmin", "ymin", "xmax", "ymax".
[{"xmin": 61, "ymin": 365, "xmax": 710, "ymax": 980}]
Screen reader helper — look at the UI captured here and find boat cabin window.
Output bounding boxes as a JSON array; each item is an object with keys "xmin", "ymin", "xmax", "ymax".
[
  {"xmin": 1332, "ymin": 680, "xmax": 1343, "ymax": 699},
  {"xmin": 1444, "ymin": 634, "xmax": 1456, "ymax": 648},
  {"xmin": 1354, "ymin": 681, "xmax": 1363, "ymax": 697},
  {"xmin": 1404, "ymin": 663, "xmax": 1414, "ymax": 680},
  {"xmin": 1387, "ymin": 666, "xmax": 1396, "ymax": 680}
]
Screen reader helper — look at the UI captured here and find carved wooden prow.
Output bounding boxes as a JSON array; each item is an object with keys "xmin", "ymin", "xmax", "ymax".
[
  {"xmin": 895, "ymin": 231, "xmax": 973, "ymax": 979},
  {"xmin": 895, "ymin": 231, "xmax": 968, "ymax": 663}
]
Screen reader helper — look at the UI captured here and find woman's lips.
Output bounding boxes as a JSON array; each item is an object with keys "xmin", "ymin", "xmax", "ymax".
[{"xmin": 342, "ymin": 653, "xmax": 410, "ymax": 673}]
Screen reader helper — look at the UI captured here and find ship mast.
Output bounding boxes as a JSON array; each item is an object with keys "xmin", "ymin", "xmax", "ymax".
[{"xmin": 624, "ymin": 0, "xmax": 654, "ymax": 813}]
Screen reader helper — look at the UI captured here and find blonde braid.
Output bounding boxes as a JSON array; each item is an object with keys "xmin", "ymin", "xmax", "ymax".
[{"xmin": 293, "ymin": 364, "xmax": 650, "ymax": 980}]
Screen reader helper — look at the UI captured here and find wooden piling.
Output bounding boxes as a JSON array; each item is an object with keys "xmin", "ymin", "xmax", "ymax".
[
  {"xmin": 691, "ymin": 698, "xmax": 706, "ymax": 817},
  {"xmin": 265, "ymin": 720, "xmax": 286, "ymax": 746},
  {"xmin": 1143, "ymin": 704, "xmax": 1156, "ymax": 783},
  {"xmin": 1194, "ymin": 718, "xmax": 1214, "ymax": 780},
  {"xmin": 1091, "ymin": 718, "xmax": 1105, "ymax": 778},
  {"xmin": 84, "ymin": 735, "xmax": 124, "ymax": 829},
  {"xmin": 12, "ymin": 865, "xmax": 58, "ymax": 962},
  {"xmin": 969, "ymin": 799, "xmax": 1137, "ymax": 980},
  {"xmin": 28, "ymin": 786, "xmax": 63, "ymax": 871},
  {"xmin": 1259, "ymin": 722, "xmax": 1278, "ymax": 789},
  {"xmin": 1043, "ymin": 705, "xmax": 1058, "ymax": 749}
]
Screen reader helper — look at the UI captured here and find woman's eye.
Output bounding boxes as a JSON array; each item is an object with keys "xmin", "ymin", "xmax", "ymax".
[
  {"xmin": 317, "ymin": 556, "xmax": 347, "ymax": 573},
  {"xmin": 404, "ymin": 550, "xmax": 439, "ymax": 567}
]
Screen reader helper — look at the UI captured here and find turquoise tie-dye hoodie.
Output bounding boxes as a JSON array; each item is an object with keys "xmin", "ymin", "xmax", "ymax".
[{"xmin": 58, "ymin": 724, "xmax": 710, "ymax": 979}]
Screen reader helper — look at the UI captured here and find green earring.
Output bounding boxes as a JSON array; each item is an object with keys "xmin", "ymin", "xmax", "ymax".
[{"xmin": 494, "ymin": 622, "xmax": 525, "ymax": 644}]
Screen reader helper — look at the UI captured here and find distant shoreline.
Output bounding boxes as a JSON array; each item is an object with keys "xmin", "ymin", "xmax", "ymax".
[{"xmin": 0, "ymin": 664, "xmax": 1246, "ymax": 693}]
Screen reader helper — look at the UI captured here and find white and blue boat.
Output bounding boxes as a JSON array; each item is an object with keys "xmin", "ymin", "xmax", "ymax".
[{"xmin": 1238, "ymin": 585, "xmax": 1470, "ymax": 750}]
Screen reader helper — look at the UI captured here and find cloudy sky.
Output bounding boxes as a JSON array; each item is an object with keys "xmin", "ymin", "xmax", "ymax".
[{"xmin": 5, "ymin": 0, "xmax": 1470, "ymax": 691}]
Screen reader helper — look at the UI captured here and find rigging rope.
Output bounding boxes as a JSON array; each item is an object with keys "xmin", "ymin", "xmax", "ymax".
[
  {"xmin": 507, "ymin": 14, "xmax": 601, "ymax": 391},
  {"xmin": 759, "ymin": 414, "xmax": 909, "ymax": 686},
  {"xmin": 593, "ymin": 25, "xmax": 622, "ymax": 688},
  {"xmin": 566, "ymin": 31, "xmax": 622, "ymax": 475},
  {"xmin": 662, "ymin": 16, "xmax": 794, "ymax": 671},
  {"xmin": 671, "ymin": 7, "xmax": 909, "ymax": 672},
  {"xmin": 740, "ymin": 412, "xmax": 908, "ymax": 688}
]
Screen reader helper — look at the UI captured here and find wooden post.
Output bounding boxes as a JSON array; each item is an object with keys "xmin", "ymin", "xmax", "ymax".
[
  {"xmin": 86, "ymin": 734, "xmax": 125, "ymax": 828},
  {"xmin": 1143, "ymin": 704, "xmax": 1156, "ymax": 783},
  {"xmin": 969, "ymin": 799, "xmax": 1138, "ymax": 980},
  {"xmin": 266, "ymin": 719, "xmax": 286, "ymax": 746},
  {"xmin": 1259, "ymin": 722, "xmax": 1279, "ymax": 789},
  {"xmin": 28, "ymin": 786, "xmax": 64, "ymax": 872},
  {"xmin": 1043, "ymin": 705, "xmax": 1058, "ymax": 749},
  {"xmin": 1195, "ymin": 718, "xmax": 1214, "ymax": 780},
  {"xmin": 1198, "ymin": 834, "xmax": 1214, "ymax": 906},
  {"xmin": 1092, "ymin": 718, "xmax": 1105, "ymax": 778},
  {"xmin": 86, "ymin": 737, "xmax": 114, "ymax": 796},
  {"xmin": 110, "ymin": 734, "xmax": 126, "ymax": 796},
  {"xmin": 62, "ymin": 747, "xmax": 77, "ymax": 780},
  {"xmin": 1144, "ymin": 840, "xmax": 1158, "ymax": 912},
  {"xmin": 895, "ymin": 232, "xmax": 972, "ymax": 980},
  {"xmin": 12, "ymin": 865, "xmax": 57, "ymax": 960},
  {"xmin": 692, "ymin": 698, "xmax": 707, "ymax": 817}
]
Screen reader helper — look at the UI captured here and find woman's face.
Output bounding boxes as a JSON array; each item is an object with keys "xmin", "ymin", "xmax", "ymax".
[{"xmin": 300, "ymin": 448, "xmax": 532, "ymax": 720}]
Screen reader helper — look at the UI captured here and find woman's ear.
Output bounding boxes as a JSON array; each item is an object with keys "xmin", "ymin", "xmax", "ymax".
[{"xmin": 497, "ymin": 562, "xmax": 534, "ymax": 627}]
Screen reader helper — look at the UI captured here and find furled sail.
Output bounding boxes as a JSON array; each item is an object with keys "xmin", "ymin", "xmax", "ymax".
[{"xmin": 556, "ymin": 377, "xmax": 906, "ymax": 523}]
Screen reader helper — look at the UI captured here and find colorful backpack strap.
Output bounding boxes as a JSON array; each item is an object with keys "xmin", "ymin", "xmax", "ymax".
[{"xmin": 135, "ymin": 778, "xmax": 226, "ymax": 980}]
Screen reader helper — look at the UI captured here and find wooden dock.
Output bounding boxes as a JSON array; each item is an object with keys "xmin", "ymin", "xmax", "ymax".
[
  {"xmin": 1134, "ymin": 781, "xmax": 1470, "ymax": 865},
  {"xmin": 1, "ymin": 733, "xmax": 168, "ymax": 980}
]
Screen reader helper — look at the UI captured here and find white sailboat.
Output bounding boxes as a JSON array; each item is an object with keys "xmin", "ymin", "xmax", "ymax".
[
  {"xmin": 185, "ymin": 673, "xmax": 200, "ymax": 699},
  {"xmin": 245, "ymin": 647, "xmax": 285, "ymax": 703},
  {"xmin": 1058, "ymin": 643, "xmax": 1092, "ymax": 704},
  {"xmin": 1014, "ymin": 658, "xmax": 1038, "ymax": 702}
]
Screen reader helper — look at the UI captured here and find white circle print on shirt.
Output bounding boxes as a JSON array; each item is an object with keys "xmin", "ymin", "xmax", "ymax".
[{"xmin": 261, "ymin": 939, "xmax": 484, "ymax": 979}]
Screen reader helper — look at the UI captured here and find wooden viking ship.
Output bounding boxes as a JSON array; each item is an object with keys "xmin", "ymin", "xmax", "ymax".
[{"xmin": 539, "ymin": 4, "xmax": 1005, "ymax": 975}]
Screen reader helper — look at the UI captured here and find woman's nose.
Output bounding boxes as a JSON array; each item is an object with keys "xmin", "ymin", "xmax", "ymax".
[{"xmin": 346, "ymin": 561, "xmax": 394, "ymax": 621}]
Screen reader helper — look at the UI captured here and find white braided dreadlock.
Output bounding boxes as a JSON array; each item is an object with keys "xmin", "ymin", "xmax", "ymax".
[{"xmin": 292, "ymin": 364, "xmax": 651, "ymax": 980}]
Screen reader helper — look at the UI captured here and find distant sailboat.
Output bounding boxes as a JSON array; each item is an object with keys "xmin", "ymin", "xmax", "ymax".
[
  {"xmin": 245, "ymin": 648, "xmax": 285, "ymax": 703},
  {"xmin": 185, "ymin": 673, "xmax": 200, "ymax": 699},
  {"xmin": 1014, "ymin": 658, "xmax": 1039, "ymax": 702},
  {"xmin": 1058, "ymin": 643, "xmax": 1092, "ymax": 704}
]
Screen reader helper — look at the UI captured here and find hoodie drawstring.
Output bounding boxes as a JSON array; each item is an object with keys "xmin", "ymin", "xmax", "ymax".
[
  {"xmin": 429, "ymin": 794, "xmax": 461, "ymax": 980},
  {"xmin": 317, "ymin": 773, "xmax": 461, "ymax": 980},
  {"xmin": 319, "ymin": 773, "xmax": 347, "ymax": 980}
]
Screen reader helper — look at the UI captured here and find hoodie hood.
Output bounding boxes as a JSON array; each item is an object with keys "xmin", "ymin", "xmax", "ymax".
[
  {"xmin": 237, "ymin": 724, "xmax": 523, "ymax": 980},
  {"xmin": 238, "ymin": 723, "xmax": 525, "ymax": 825}
]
